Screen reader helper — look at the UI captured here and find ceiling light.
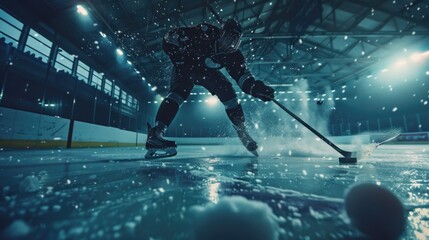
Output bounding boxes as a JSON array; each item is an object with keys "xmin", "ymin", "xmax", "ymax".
[
  {"xmin": 116, "ymin": 48, "xmax": 124, "ymax": 56},
  {"xmin": 99, "ymin": 31, "xmax": 106, "ymax": 38},
  {"xmin": 206, "ymin": 96, "xmax": 218, "ymax": 106},
  {"xmin": 127, "ymin": 60, "xmax": 132, "ymax": 65},
  {"xmin": 76, "ymin": 5, "xmax": 88, "ymax": 16}
]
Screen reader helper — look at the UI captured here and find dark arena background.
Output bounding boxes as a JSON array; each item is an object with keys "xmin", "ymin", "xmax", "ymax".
[{"xmin": 0, "ymin": 0, "xmax": 428, "ymax": 239}]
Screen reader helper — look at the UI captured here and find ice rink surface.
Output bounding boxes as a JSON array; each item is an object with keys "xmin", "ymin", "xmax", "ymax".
[{"xmin": 0, "ymin": 144, "xmax": 428, "ymax": 239}]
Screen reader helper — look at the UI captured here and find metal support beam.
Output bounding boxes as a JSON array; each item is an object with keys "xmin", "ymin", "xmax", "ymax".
[{"xmin": 242, "ymin": 30, "xmax": 429, "ymax": 39}]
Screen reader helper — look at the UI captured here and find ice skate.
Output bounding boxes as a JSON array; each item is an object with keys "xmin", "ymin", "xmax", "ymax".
[
  {"xmin": 233, "ymin": 125, "xmax": 258, "ymax": 157},
  {"xmin": 145, "ymin": 123, "xmax": 177, "ymax": 159}
]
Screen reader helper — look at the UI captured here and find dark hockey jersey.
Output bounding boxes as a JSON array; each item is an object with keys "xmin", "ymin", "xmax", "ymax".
[{"xmin": 162, "ymin": 23, "xmax": 255, "ymax": 92}]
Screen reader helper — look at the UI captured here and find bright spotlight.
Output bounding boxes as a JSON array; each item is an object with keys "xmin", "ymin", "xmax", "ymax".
[
  {"xmin": 151, "ymin": 86, "xmax": 157, "ymax": 91},
  {"xmin": 116, "ymin": 48, "xmax": 124, "ymax": 56},
  {"xmin": 410, "ymin": 51, "xmax": 429, "ymax": 63},
  {"xmin": 127, "ymin": 60, "xmax": 132, "ymax": 65},
  {"xmin": 76, "ymin": 5, "xmax": 88, "ymax": 16},
  {"xmin": 379, "ymin": 51, "xmax": 429, "ymax": 81},
  {"xmin": 206, "ymin": 95, "xmax": 218, "ymax": 106},
  {"xmin": 410, "ymin": 53, "xmax": 423, "ymax": 63},
  {"xmin": 99, "ymin": 31, "xmax": 106, "ymax": 38},
  {"xmin": 394, "ymin": 60, "xmax": 408, "ymax": 67}
]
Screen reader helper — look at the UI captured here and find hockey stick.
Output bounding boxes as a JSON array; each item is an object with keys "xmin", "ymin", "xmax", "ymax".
[{"xmin": 270, "ymin": 98, "xmax": 357, "ymax": 163}]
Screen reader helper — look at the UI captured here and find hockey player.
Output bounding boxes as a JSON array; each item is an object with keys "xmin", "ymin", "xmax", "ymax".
[{"xmin": 145, "ymin": 19, "xmax": 274, "ymax": 159}]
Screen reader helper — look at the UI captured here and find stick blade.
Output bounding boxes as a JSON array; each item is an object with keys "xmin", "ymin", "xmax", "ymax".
[{"xmin": 339, "ymin": 157, "xmax": 357, "ymax": 164}]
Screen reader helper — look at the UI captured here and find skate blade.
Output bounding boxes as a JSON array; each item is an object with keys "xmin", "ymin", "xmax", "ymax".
[{"xmin": 145, "ymin": 148, "xmax": 177, "ymax": 159}]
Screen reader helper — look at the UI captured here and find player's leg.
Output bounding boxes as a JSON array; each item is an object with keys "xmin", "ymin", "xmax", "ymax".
[
  {"xmin": 201, "ymin": 70, "xmax": 258, "ymax": 156},
  {"xmin": 145, "ymin": 67, "xmax": 194, "ymax": 159}
]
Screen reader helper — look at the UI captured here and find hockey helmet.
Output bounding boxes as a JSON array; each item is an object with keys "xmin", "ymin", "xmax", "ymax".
[{"xmin": 217, "ymin": 19, "xmax": 243, "ymax": 54}]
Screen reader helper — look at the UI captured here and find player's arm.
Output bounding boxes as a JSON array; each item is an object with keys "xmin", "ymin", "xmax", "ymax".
[{"xmin": 223, "ymin": 51, "xmax": 274, "ymax": 101}]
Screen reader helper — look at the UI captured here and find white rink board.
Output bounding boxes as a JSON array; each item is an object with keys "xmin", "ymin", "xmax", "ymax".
[
  {"xmin": 0, "ymin": 107, "xmax": 69, "ymax": 141},
  {"xmin": 0, "ymin": 107, "xmax": 146, "ymax": 146},
  {"xmin": 73, "ymin": 121, "xmax": 146, "ymax": 144}
]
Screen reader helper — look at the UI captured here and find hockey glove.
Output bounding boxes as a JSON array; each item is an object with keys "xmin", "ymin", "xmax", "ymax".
[{"xmin": 250, "ymin": 80, "xmax": 274, "ymax": 101}]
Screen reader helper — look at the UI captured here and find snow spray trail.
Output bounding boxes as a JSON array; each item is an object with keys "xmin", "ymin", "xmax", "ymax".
[
  {"xmin": 350, "ymin": 128, "xmax": 402, "ymax": 159},
  {"xmin": 241, "ymin": 78, "xmax": 337, "ymax": 157}
]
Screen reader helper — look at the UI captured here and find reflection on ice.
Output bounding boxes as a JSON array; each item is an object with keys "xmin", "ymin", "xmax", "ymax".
[{"xmin": 207, "ymin": 177, "xmax": 220, "ymax": 203}]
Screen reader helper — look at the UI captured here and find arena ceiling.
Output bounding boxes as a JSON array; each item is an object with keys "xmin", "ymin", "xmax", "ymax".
[{"xmin": 3, "ymin": 0, "xmax": 429, "ymax": 101}]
